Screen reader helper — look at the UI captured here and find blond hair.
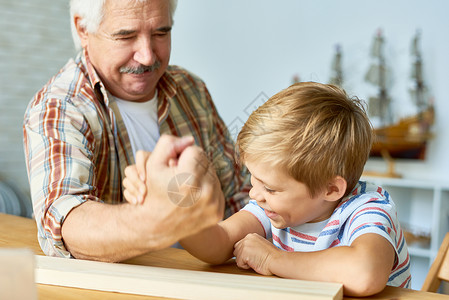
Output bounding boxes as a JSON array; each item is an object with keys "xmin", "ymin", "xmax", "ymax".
[{"xmin": 237, "ymin": 82, "xmax": 373, "ymax": 197}]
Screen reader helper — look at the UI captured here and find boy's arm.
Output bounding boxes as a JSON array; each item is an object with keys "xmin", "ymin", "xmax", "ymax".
[
  {"xmin": 180, "ymin": 210, "xmax": 265, "ymax": 265},
  {"xmin": 234, "ymin": 233, "xmax": 395, "ymax": 297}
]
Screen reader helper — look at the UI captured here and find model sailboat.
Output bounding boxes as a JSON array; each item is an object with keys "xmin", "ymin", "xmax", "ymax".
[{"xmin": 365, "ymin": 30, "xmax": 434, "ymax": 165}]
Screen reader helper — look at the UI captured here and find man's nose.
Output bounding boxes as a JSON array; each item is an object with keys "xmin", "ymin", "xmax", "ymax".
[{"xmin": 134, "ymin": 37, "xmax": 155, "ymax": 66}]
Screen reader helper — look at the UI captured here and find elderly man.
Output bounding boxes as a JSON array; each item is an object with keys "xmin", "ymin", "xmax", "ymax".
[{"xmin": 23, "ymin": 0, "xmax": 250, "ymax": 262}]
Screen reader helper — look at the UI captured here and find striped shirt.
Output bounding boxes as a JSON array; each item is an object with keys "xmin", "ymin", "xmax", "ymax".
[
  {"xmin": 23, "ymin": 49, "xmax": 250, "ymax": 257},
  {"xmin": 243, "ymin": 181, "xmax": 411, "ymax": 288}
]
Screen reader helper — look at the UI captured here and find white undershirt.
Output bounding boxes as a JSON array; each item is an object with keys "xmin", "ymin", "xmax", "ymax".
[
  {"xmin": 115, "ymin": 93, "xmax": 184, "ymax": 249},
  {"xmin": 292, "ymin": 217, "xmax": 330, "ymax": 238},
  {"xmin": 114, "ymin": 92, "xmax": 160, "ymax": 157}
]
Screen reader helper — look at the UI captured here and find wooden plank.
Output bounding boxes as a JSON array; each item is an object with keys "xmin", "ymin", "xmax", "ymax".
[
  {"xmin": 35, "ymin": 255, "xmax": 343, "ymax": 300},
  {"xmin": 0, "ymin": 248, "xmax": 37, "ymax": 300}
]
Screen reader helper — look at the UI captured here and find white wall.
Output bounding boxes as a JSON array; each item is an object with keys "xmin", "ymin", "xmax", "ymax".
[
  {"xmin": 170, "ymin": 0, "xmax": 449, "ymax": 182},
  {"xmin": 0, "ymin": 1, "xmax": 74, "ymax": 197}
]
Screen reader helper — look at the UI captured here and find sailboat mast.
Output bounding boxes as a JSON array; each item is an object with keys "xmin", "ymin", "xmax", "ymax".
[
  {"xmin": 411, "ymin": 30, "xmax": 425, "ymax": 111},
  {"xmin": 367, "ymin": 29, "xmax": 392, "ymax": 126},
  {"xmin": 329, "ymin": 44, "xmax": 343, "ymax": 87},
  {"xmin": 378, "ymin": 43, "xmax": 392, "ymax": 124}
]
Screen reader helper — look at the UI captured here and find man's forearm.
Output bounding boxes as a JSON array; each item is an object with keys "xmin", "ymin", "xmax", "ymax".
[
  {"xmin": 61, "ymin": 201, "xmax": 160, "ymax": 262},
  {"xmin": 61, "ymin": 190, "xmax": 223, "ymax": 262}
]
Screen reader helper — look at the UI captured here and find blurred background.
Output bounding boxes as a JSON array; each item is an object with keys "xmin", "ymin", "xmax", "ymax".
[
  {"xmin": 170, "ymin": 0, "xmax": 449, "ymax": 181},
  {"xmin": 0, "ymin": 0, "xmax": 448, "ymax": 290}
]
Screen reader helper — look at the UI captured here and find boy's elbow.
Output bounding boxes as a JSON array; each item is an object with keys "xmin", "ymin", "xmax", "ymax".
[{"xmin": 344, "ymin": 272, "xmax": 388, "ymax": 297}]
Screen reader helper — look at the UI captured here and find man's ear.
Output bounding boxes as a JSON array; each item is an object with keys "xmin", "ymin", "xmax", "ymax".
[
  {"xmin": 324, "ymin": 176, "xmax": 347, "ymax": 202},
  {"xmin": 73, "ymin": 15, "xmax": 89, "ymax": 48}
]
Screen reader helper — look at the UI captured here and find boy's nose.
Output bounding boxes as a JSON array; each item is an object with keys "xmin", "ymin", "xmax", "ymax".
[{"xmin": 249, "ymin": 187, "xmax": 264, "ymax": 202}]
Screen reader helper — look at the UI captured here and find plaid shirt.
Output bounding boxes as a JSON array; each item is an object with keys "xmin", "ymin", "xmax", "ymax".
[{"xmin": 23, "ymin": 50, "xmax": 250, "ymax": 257}]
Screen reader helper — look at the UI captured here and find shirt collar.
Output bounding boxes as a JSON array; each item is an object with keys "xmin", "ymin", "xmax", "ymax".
[
  {"xmin": 79, "ymin": 49, "xmax": 111, "ymax": 106},
  {"xmin": 157, "ymin": 69, "xmax": 177, "ymax": 99}
]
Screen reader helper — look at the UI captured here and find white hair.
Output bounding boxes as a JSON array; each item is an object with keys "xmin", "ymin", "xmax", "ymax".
[{"xmin": 70, "ymin": 0, "xmax": 178, "ymax": 51}]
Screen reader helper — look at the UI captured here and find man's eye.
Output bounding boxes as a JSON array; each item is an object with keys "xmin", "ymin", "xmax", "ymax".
[
  {"xmin": 117, "ymin": 36, "xmax": 135, "ymax": 41},
  {"xmin": 154, "ymin": 32, "xmax": 168, "ymax": 37}
]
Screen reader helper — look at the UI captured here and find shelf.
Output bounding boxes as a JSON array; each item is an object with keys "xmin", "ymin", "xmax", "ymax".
[
  {"xmin": 408, "ymin": 246, "xmax": 432, "ymax": 258},
  {"xmin": 361, "ymin": 176, "xmax": 449, "ymax": 190},
  {"xmin": 360, "ymin": 175, "xmax": 449, "ymax": 289}
]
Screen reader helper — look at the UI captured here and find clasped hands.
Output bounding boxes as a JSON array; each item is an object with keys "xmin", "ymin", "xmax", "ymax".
[{"xmin": 122, "ymin": 135, "xmax": 224, "ymax": 249}]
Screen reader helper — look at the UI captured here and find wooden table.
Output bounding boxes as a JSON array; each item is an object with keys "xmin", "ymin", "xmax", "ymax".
[{"xmin": 0, "ymin": 213, "xmax": 447, "ymax": 299}]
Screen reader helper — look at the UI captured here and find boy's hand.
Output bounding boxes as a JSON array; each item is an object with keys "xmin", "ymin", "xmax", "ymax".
[
  {"xmin": 123, "ymin": 151, "xmax": 152, "ymax": 205},
  {"xmin": 233, "ymin": 233, "xmax": 279, "ymax": 276},
  {"xmin": 123, "ymin": 165, "xmax": 146, "ymax": 205}
]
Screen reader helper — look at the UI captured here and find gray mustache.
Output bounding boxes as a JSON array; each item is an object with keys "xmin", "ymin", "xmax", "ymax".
[{"xmin": 120, "ymin": 61, "xmax": 161, "ymax": 74}]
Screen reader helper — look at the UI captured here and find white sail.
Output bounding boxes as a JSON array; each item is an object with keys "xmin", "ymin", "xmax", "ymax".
[
  {"xmin": 365, "ymin": 65, "xmax": 380, "ymax": 85},
  {"xmin": 370, "ymin": 33, "xmax": 384, "ymax": 58}
]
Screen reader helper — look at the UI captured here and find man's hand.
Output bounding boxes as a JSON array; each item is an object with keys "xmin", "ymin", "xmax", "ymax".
[{"xmin": 233, "ymin": 233, "xmax": 279, "ymax": 276}]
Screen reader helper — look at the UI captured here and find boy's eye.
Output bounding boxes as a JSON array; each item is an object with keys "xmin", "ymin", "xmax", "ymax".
[{"xmin": 264, "ymin": 186, "xmax": 276, "ymax": 194}]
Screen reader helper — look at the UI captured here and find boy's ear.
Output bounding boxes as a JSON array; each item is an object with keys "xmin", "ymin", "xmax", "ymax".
[{"xmin": 324, "ymin": 176, "xmax": 347, "ymax": 202}]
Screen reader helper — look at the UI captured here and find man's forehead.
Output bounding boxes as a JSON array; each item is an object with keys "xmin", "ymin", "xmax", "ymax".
[{"xmin": 102, "ymin": 0, "xmax": 171, "ymax": 26}]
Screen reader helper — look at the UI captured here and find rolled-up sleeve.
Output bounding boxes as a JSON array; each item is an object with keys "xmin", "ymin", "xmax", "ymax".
[{"xmin": 23, "ymin": 97, "xmax": 98, "ymax": 257}]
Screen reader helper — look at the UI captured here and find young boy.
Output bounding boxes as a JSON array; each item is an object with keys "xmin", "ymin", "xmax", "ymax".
[{"xmin": 123, "ymin": 82, "xmax": 411, "ymax": 296}]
